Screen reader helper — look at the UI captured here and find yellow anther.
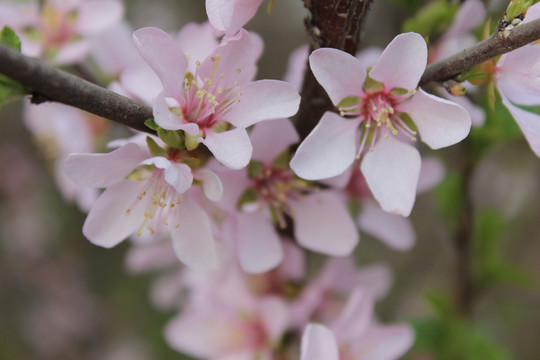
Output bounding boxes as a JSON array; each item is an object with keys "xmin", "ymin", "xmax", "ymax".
[
  {"xmin": 236, "ymin": 68, "xmax": 241, "ymax": 73},
  {"xmin": 125, "ymin": 209, "xmax": 131, "ymax": 216},
  {"xmin": 163, "ymin": 221, "xmax": 168, "ymax": 226},
  {"xmin": 175, "ymin": 224, "xmax": 180, "ymax": 229},
  {"xmin": 211, "ymin": 56, "xmax": 216, "ymax": 62},
  {"xmin": 195, "ymin": 60, "xmax": 200, "ymax": 66}
]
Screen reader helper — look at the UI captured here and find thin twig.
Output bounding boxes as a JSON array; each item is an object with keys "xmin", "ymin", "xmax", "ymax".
[
  {"xmin": 420, "ymin": 18, "xmax": 540, "ymax": 86},
  {"xmin": 0, "ymin": 44, "xmax": 154, "ymax": 134}
]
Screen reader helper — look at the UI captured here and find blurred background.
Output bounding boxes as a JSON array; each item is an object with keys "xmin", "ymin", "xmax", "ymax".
[{"xmin": 0, "ymin": 0, "xmax": 539, "ymax": 359}]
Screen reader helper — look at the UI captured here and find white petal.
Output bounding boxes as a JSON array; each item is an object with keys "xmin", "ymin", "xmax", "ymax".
[
  {"xmin": 195, "ymin": 169, "xmax": 224, "ymax": 201},
  {"xmin": 301, "ymin": 324, "xmax": 340, "ymax": 360},
  {"xmin": 361, "ymin": 137, "xmax": 421, "ymax": 216},
  {"xmin": 250, "ymin": 118, "xmax": 299, "ymax": 164},
  {"xmin": 290, "ymin": 112, "xmax": 360, "ymax": 180},
  {"xmin": 501, "ymin": 95, "xmax": 540, "ymax": 157},
  {"xmin": 199, "ymin": 128, "xmax": 253, "ymax": 169}
]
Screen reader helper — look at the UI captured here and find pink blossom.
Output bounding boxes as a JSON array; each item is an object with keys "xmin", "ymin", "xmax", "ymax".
[
  {"xmin": 1, "ymin": 0, "xmax": 124, "ymax": 65},
  {"xmin": 64, "ymin": 141, "xmax": 222, "ymax": 270},
  {"xmin": 291, "ymin": 33, "xmax": 470, "ymax": 216},
  {"xmin": 301, "ymin": 290, "xmax": 414, "ymax": 360},
  {"xmin": 206, "ymin": 0, "xmax": 264, "ymax": 36},
  {"xmin": 133, "ymin": 26, "xmax": 300, "ymax": 169},
  {"xmin": 214, "ymin": 118, "xmax": 358, "ymax": 273}
]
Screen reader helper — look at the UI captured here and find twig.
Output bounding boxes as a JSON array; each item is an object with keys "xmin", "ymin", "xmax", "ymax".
[
  {"xmin": 0, "ymin": 44, "xmax": 154, "ymax": 135},
  {"xmin": 420, "ymin": 18, "xmax": 540, "ymax": 86}
]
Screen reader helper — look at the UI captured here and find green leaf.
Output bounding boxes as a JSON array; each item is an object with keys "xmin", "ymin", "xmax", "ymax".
[
  {"xmin": 144, "ymin": 118, "xmax": 159, "ymax": 131},
  {"xmin": 0, "ymin": 26, "xmax": 21, "ymax": 51},
  {"xmin": 146, "ymin": 136, "xmax": 167, "ymax": 157},
  {"xmin": 157, "ymin": 128, "xmax": 184, "ymax": 149},
  {"xmin": 402, "ymin": 0, "xmax": 459, "ymax": 37},
  {"xmin": 505, "ymin": 0, "xmax": 536, "ymax": 21}
]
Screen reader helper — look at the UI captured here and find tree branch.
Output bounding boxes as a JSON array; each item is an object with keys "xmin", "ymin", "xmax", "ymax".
[
  {"xmin": 420, "ymin": 18, "xmax": 540, "ymax": 86},
  {"xmin": 0, "ymin": 44, "xmax": 154, "ymax": 135},
  {"xmin": 295, "ymin": 0, "xmax": 374, "ymax": 140}
]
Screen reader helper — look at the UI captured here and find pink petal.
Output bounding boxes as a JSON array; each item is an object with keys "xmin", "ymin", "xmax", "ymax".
[
  {"xmin": 258, "ymin": 297, "xmax": 289, "ymax": 343},
  {"xmin": 176, "ymin": 22, "xmax": 219, "ymax": 71},
  {"xmin": 370, "ymin": 33, "xmax": 427, "ymax": 90},
  {"xmin": 199, "ymin": 128, "xmax": 253, "ymax": 169},
  {"xmin": 284, "ymin": 45, "xmax": 309, "ymax": 91},
  {"xmin": 89, "ymin": 21, "xmax": 136, "ymax": 75},
  {"xmin": 194, "ymin": 169, "xmax": 223, "ymax": 201},
  {"xmin": 223, "ymin": 80, "xmax": 301, "ymax": 128},
  {"xmin": 292, "ymin": 191, "xmax": 359, "ymax": 256},
  {"xmin": 309, "ymin": 48, "xmax": 366, "ymax": 105},
  {"xmin": 119, "ymin": 62, "xmax": 162, "ymax": 106},
  {"xmin": 251, "ymin": 118, "xmax": 299, "ymax": 164},
  {"xmin": 290, "ymin": 112, "xmax": 360, "ymax": 180},
  {"xmin": 206, "ymin": 0, "xmax": 263, "ymax": 35},
  {"xmin": 223, "ymin": 213, "xmax": 283, "ymax": 273},
  {"xmin": 141, "ymin": 157, "xmax": 193, "ymax": 194},
  {"xmin": 301, "ymin": 324, "xmax": 340, "ymax": 360},
  {"xmin": 170, "ymin": 196, "xmax": 218, "ymax": 270},
  {"xmin": 417, "ymin": 156, "xmax": 445, "ymax": 194},
  {"xmin": 360, "ymin": 137, "xmax": 421, "ymax": 216},
  {"xmin": 75, "ymin": 0, "xmax": 124, "ymax": 35},
  {"xmin": 445, "ymin": 0, "xmax": 486, "ymax": 38},
  {"xmin": 358, "ymin": 325, "xmax": 414, "ymax": 360},
  {"xmin": 199, "ymin": 29, "xmax": 258, "ymax": 87},
  {"xmin": 400, "ymin": 88, "xmax": 471, "ymax": 149},
  {"xmin": 153, "ymin": 92, "xmax": 199, "ymax": 134},
  {"xmin": 497, "ymin": 45, "xmax": 540, "ymax": 105},
  {"xmin": 133, "ymin": 27, "xmax": 187, "ymax": 100},
  {"xmin": 501, "ymin": 95, "xmax": 540, "ymax": 157},
  {"xmin": 55, "ymin": 41, "xmax": 90, "ymax": 65},
  {"xmin": 358, "ymin": 201, "xmax": 416, "ymax": 251},
  {"xmin": 65, "ymin": 143, "xmax": 147, "ymax": 188},
  {"xmin": 83, "ymin": 179, "xmax": 145, "ymax": 247},
  {"xmin": 332, "ymin": 289, "xmax": 374, "ymax": 342}
]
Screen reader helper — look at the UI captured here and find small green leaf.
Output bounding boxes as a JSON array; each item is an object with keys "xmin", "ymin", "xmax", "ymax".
[
  {"xmin": 0, "ymin": 26, "xmax": 21, "ymax": 51},
  {"xmin": 337, "ymin": 96, "xmax": 360, "ymax": 109},
  {"xmin": 146, "ymin": 136, "xmax": 167, "ymax": 157},
  {"xmin": 402, "ymin": 0, "xmax": 460, "ymax": 37},
  {"xmin": 144, "ymin": 118, "xmax": 159, "ymax": 131},
  {"xmin": 157, "ymin": 128, "xmax": 184, "ymax": 149},
  {"xmin": 237, "ymin": 187, "xmax": 258, "ymax": 209},
  {"xmin": 247, "ymin": 160, "xmax": 264, "ymax": 178},
  {"xmin": 505, "ymin": 0, "xmax": 535, "ymax": 21}
]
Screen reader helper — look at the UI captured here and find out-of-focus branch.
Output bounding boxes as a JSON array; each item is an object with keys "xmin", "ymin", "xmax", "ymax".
[
  {"xmin": 0, "ymin": 44, "xmax": 154, "ymax": 134},
  {"xmin": 420, "ymin": 18, "xmax": 540, "ymax": 86},
  {"xmin": 295, "ymin": 0, "xmax": 374, "ymax": 140}
]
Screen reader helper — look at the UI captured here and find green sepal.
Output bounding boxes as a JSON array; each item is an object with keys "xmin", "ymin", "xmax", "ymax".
[
  {"xmin": 363, "ymin": 70, "xmax": 384, "ymax": 93},
  {"xmin": 237, "ymin": 187, "xmax": 258, "ymax": 209},
  {"xmin": 272, "ymin": 149, "xmax": 291, "ymax": 169},
  {"xmin": 456, "ymin": 64, "xmax": 484, "ymax": 83},
  {"xmin": 0, "ymin": 26, "xmax": 21, "ymax": 51},
  {"xmin": 157, "ymin": 128, "xmax": 184, "ymax": 149},
  {"xmin": 146, "ymin": 136, "xmax": 167, "ymax": 157},
  {"xmin": 181, "ymin": 157, "xmax": 201, "ymax": 169},
  {"xmin": 247, "ymin": 160, "xmax": 264, "ymax": 178},
  {"xmin": 185, "ymin": 131, "xmax": 201, "ymax": 151},
  {"xmin": 337, "ymin": 96, "xmax": 360, "ymax": 109},
  {"xmin": 144, "ymin": 118, "xmax": 159, "ymax": 131},
  {"xmin": 390, "ymin": 87, "xmax": 410, "ymax": 96}
]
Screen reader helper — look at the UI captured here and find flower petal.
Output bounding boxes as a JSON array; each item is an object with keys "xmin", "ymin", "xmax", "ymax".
[
  {"xmin": 82, "ymin": 179, "xmax": 145, "ymax": 247},
  {"xmin": 309, "ymin": 48, "xmax": 366, "ymax": 105},
  {"xmin": 153, "ymin": 91, "xmax": 199, "ymax": 134},
  {"xmin": 259, "ymin": 297, "xmax": 289, "ymax": 343},
  {"xmin": 223, "ymin": 80, "xmax": 301, "ymax": 128},
  {"xmin": 133, "ymin": 27, "xmax": 187, "ymax": 99},
  {"xmin": 301, "ymin": 324, "xmax": 340, "ymax": 360},
  {"xmin": 251, "ymin": 118, "xmax": 299, "ymax": 164},
  {"xmin": 199, "ymin": 128, "xmax": 253, "ymax": 169},
  {"xmin": 206, "ymin": 0, "xmax": 263, "ymax": 35},
  {"xmin": 358, "ymin": 201, "xmax": 415, "ymax": 251},
  {"xmin": 332, "ymin": 289, "xmax": 374, "ymax": 341},
  {"xmin": 65, "ymin": 143, "xmax": 147, "ymax": 188},
  {"xmin": 194, "ymin": 169, "xmax": 224, "ymax": 201},
  {"xmin": 360, "ymin": 137, "xmax": 421, "ymax": 216},
  {"xmin": 357, "ymin": 325, "xmax": 414, "ymax": 360},
  {"xmin": 400, "ymin": 88, "xmax": 471, "ymax": 149},
  {"xmin": 501, "ymin": 94, "xmax": 540, "ymax": 157},
  {"xmin": 290, "ymin": 112, "xmax": 360, "ymax": 180},
  {"xmin": 75, "ymin": 0, "xmax": 124, "ymax": 35},
  {"xmin": 292, "ymin": 191, "xmax": 359, "ymax": 256},
  {"xmin": 417, "ymin": 156, "xmax": 445, "ymax": 194},
  {"xmin": 170, "ymin": 196, "xmax": 218, "ymax": 270},
  {"xmin": 370, "ymin": 32, "xmax": 427, "ymax": 90}
]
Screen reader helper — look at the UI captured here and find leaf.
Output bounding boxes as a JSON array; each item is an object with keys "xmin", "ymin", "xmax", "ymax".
[
  {"xmin": 402, "ymin": 0, "xmax": 459, "ymax": 37},
  {"xmin": 0, "ymin": 26, "xmax": 21, "ymax": 51},
  {"xmin": 0, "ymin": 26, "xmax": 27, "ymax": 107},
  {"xmin": 144, "ymin": 118, "xmax": 159, "ymax": 131}
]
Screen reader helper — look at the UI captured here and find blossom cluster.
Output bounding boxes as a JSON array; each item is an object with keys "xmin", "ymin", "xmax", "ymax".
[{"xmin": 3, "ymin": 0, "xmax": 540, "ymax": 358}]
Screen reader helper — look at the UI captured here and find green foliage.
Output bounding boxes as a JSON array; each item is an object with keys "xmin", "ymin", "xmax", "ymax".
[
  {"xmin": 413, "ymin": 293, "xmax": 511, "ymax": 360},
  {"xmin": 473, "ymin": 210, "xmax": 533, "ymax": 290},
  {"xmin": 402, "ymin": 0, "xmax": 459, "ymax": 37},
  {"xmin": 435, "ymin": 171, "xmax": 465, "ymax": 228},
  {"xmin": 0, "ymin": 26, "xmax": 27, "ymax": 107},
  {"xmin": 504, "ymin": 0, "xmax": 538, "ymax": 21}
]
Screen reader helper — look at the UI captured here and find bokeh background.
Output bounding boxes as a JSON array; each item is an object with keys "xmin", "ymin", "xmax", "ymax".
[{"xmin": 0, "ymin": 0, "xmax": 539, "ymax": 359}]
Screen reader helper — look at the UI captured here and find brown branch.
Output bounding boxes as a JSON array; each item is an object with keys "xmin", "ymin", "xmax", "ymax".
[
  {"xmin": 420, "ymin": 18, "xmax": 540, "ymax": 86},
  {"xmin": 295, "ymin": 0, "xmax": 374, "ymax": 140},
  {"xmin": 0, "ymin": 44, "xmax": 154, "ymax": 134}
]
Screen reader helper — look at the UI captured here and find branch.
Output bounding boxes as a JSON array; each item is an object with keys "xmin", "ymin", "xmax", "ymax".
[
  {"xmin": 0, "ymin": 44, "xmax": 154, "ymax": 134},
  {"xmin": 420, "ymin": 18, "xmax": 540, "ymax": 86},
  {"xmin": 295, "ymin": 0, "xmax": 374, "ymax": 140}
]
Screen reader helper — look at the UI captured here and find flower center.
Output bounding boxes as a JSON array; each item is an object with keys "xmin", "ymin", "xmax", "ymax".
[
  {"xmin": 180, "ymin": 55, "xmax": 243, "ymax": 132},
  {"xmin": 339, "ymin": 90, "xmax": 418, "ymax": 156}
]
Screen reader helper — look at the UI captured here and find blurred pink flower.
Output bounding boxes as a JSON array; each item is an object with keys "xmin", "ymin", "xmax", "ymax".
[{"xmin": 291, "ymin": 33, "xmax": 470, "ymax": 216}]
